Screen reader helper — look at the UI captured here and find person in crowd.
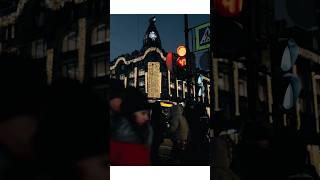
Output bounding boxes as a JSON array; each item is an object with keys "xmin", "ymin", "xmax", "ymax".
[
  {"xmin": 231, "ymin": 121, "xmax": 277, "ymax": 180},
  {"xmin": 274, "ymin": 128, "xmax": 320, "ymax": 180},
  {"xmin": 109, "ymin": 78, "xmax": 125, "ymax": 136},
  {"xmin": 169, "ymin": 103, "xmax": 189, "ymax": 165},
  {"xmin": 110, "ymin": 87, "xmax": 153, "ymax": 165},
  {"xmin": 150, "ymin": 101, "xmax": 166, "ymax": 165},
  {"xmin": 109, "ymin": 78, "xmax": 124, "ymax": 115},
  {"xmin": 213, "ymin": 136, "xmax": 240, "ymax": 180},
  {"xmin": 184, "ymin": 101, "xmax": 201, "ymax": 164},
  {"xmin": 0, "ymin": 53, "xmax": 47, "ymax": 180},
  {"xmin": 34, "ymin": 79, "xmax": 108, "ymax": 180}
]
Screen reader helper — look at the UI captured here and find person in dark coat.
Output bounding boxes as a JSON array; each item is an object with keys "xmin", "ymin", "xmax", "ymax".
[
  {"xmin": 110, "ymin": 87, "xmax": 153, "ymax": 165},
  {"xmin": 169, "ymin": 104, "xmax": 189, "ymax": 165},
  {"xmin": 0, "ymin": 54, "xmax": 47, "ymax": 180},
  {"xmin": 213, "ymin": 136, "xmax": 240, "ymax": 180},
  {"xmin": 34, "ymin": 79, "xmax": 108, "ymax": 180},
  {"xmin": 274, "ymin": 128, "xmax": 320, "ymax": 180},
  {"xmin": 150, "ymin": 101, "xmax": 166, "ymax": 165},
  {"xmin": 231, "ymin": 121, "xmax": 277, "ymax": 180}
]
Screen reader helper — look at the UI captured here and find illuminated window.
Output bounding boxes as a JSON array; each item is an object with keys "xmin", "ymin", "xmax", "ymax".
[
  {"xmin": 129, "ymin": 71, "xmax": 134, "ymax": 78},
  {"xmin": 170, "ymin": 82, "xmax": 175, "ymax": 89},
  {"xmin": 129, "ymin": 80, "xmax": 135, "ymax": 87},
  {"xmin": 138, "ymin": 69, "xmax": 145, "ymax": 76},
  {"xmin": 139, "ymin": 79, "xmax": 145, "ymax": 86}
]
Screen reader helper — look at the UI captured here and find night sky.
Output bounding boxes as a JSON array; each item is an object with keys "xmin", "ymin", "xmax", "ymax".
[{"xmin": 110, "ymin": 14, "xmax": 209, "ymax": 63}]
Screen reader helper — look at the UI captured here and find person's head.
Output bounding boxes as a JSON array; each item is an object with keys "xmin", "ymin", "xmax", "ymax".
[
  {"xmin": 133, "ymin": 110, "xmax": 150, "ymax": 126},
  {"xmin": 109, "ymin": 79, "xmax": 124, "ymax": 113},
  {"xmin": 121, "ymin": 87, "xmax": 150, "ymax": 126},
  {"xmin": 240, "ymin": 121, "xmax": 274, "ymax": 148}
]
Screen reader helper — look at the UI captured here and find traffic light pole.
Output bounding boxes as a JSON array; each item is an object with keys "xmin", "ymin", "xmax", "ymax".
[
  {"xmin": 184, "ymin": 14, "xmax": 192, "ymax": 100},
  {"xmin": 247, "ymin": 0, "xmax": 259, "ymax": 123}
]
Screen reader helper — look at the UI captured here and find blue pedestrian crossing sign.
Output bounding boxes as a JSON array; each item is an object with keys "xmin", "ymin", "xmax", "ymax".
[{"xmin": 195, "ymin": 22, "xmax": 210, "ymax": 51}]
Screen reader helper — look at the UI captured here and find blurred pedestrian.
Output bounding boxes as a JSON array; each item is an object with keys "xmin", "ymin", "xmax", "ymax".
[
  {"xmin": 213, "ymin": 136, "xmax": 240, "ymax": 180},
  {"xmin": 0, "ymin": 54, "xmax": 47, "ymax": 180},
  {"xmin": 231, "ymin": 121, "xmax": 276, "ymax": 180},
  {"xmin": 109, "ymin": 78, "xmax": 124, "ymax": 115},
  {"xmin": 35, "ymin": 79, "xmax": 108, "ymax": 180},
  {"xmin": 150, "ymin": 101, "xmax": 166, "ymax": 165},
  {"xmin": 169, "ymin": 104, "xmax": 189, "ymax": 165}
]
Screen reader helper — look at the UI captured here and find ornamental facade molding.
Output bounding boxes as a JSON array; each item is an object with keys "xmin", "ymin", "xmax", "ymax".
[
  {"xmin": 110, "ymin": 47, "xmax": 167, "ymax": 70},
  {"xmin": 0, "ymin": 0, "xmax": 30, "ymax": 27},
  {"xmin": 45, "ymin": 0, "xmax": 87, "ymax": 10},
  {"xmin": 0, "ymin": 0, "xmax": 87, "ymax": 27}
]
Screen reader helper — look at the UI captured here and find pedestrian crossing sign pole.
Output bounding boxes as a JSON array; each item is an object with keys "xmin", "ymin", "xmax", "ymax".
[{"xmin": 195, "ymin": 22, "xmax": 210, "ymax": 51}]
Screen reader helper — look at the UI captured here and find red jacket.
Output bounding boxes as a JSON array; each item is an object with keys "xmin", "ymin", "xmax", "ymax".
[{"xmin": 110, "ymin": 139, "xmax": 150, "ymax": 165}]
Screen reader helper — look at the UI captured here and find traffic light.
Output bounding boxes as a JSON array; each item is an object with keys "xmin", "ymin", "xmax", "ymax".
[
  {"xmin": 279, "ymin": 38, "xmax": 301, "ymax": 111},
  {"xmin": 176, "ymin": 45, "xmax": 187, "ymax": 69},
  {"xmin": 212, "ymin": 0, "xmax": 248, "ymax": 59}
]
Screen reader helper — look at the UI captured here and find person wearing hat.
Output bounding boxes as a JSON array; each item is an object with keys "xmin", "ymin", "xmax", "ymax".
[
  {"xmin": 109, "ymin": 78, "xmax": 125, "ymax": 115},
  {"xmin": 110, "ymin": 87, "xmax": 153, "ymax": 165}
]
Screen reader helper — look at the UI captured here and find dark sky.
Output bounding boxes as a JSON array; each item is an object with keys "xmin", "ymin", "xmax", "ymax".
[{"xmin": 110, "ymin": 14, "xmax": 209, "ymax": 61}]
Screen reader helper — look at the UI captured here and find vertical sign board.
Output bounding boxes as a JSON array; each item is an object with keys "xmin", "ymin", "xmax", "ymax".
[
  {"xmin": 147, "ymin": 62, "xmax": 161, "ymax": 99},
  {"xmin": 195, "ymin": 22, "xmax": 210, "ymax": 51}
]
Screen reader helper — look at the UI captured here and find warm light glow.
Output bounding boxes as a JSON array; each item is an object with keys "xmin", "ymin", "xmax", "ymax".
[
  {"xmin": 177, "ymin": 57, "xmax": 187, "ymax": 68},
  {"xmin": 177, "ymin": 45, "xmax": 187, "ymax": 57},
  {"xmin": 160, "ymin": 101, "xmax": 173, "ymax": 107}
]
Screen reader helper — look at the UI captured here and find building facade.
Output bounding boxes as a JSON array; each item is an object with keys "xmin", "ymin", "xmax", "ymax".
[
  {"xmin": 110, "ymin": 17, "xmax": 211, "ymax": 107},
  {"xmin": 0, "ymin": 0, "xmax": 109, "ymax": 91}
]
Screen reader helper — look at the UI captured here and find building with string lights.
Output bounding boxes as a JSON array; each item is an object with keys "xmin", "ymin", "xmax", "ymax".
[{"xmin": 110, "ymin": 17, "xmax": 211, "ymax": 108}]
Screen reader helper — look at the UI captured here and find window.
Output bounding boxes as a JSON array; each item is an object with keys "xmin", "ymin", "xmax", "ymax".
[
  {"xmin": 5, "ymin": 28, "xmax": 9, "ymax": 40},
  {"xmin": 258, "ymin": 85, "xmax": 266, "ymax": 102},
  {"xmin": 138, "ymin": 69, "xmax": 145, "ymax": 76},
  {"xmin": 62, "ymin": 61, "xmax": 78, "ymax": 80},
  {"xmin": 32, "ymin": 39, "xmax": 46, "ymax": 59},
  {"xmin": 218, "ymin": 73, "xmax": 230, "ymax": 91},
  {"xmin": 11, "ymin": 25, "xmax": 14, "ymax": 39},
  {"xmin": 170, "ymin": 82, "xmax": 175, "ymax": 89},
  {"xmin": 91, "ymin": 24, "xmax": 108, "ymax": 45},
  {"xmin": 62, "ymin": 32, "xmax": 78, "ymax": 52},
  {"xmin": 129, "ymin": 80, "xmax": 135, "ymax": 87},
  {"xmin": 119, "ymin": 74, "xmax": 125, "ymax": 80},
  {"xmin": 121, "ymin": 65, "xmax": 125, "ymax": 71},
  {"xmin": 92, "ymin": 56, "xmax": 108, "ymax": 78},
  {"xmin": 139, "ymin": 79, "xmax": 145, "ymax": 87},
  {"xmin": 239, "ymin": 79, "xmax": 248, "ymax": 97},
  {"xmin": 37, "ymin": 12, "xmax": 45, "ymax": 27},
  {"xmin": 129, "ymin": 71, "xmax": 134, "ymax": 78}
]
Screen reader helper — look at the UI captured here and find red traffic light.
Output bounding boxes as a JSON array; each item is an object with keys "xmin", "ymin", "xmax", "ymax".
[
  {"xmin": 166, "ymin": 51, "xmax": 173, "ymax": 72},
  {"xmin": 177, "ymin": 57, "xmax": 186, "ymax": 68},
  {"xmin": 214, "ymin": 0, "xmax": 243, "ymax": 17}
]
